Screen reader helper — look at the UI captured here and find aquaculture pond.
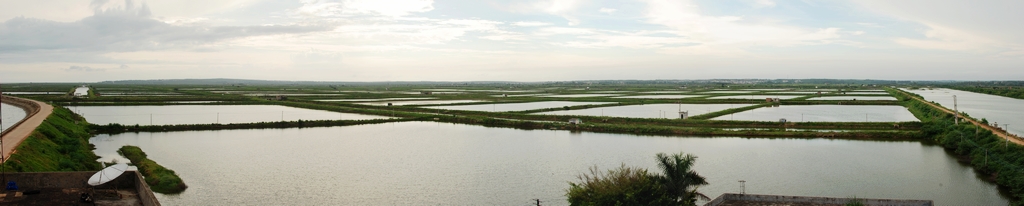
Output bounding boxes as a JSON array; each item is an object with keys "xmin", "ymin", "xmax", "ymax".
[
  {"xmin": 74, "ymin": 86, "xmax": 90, "ymax": 96},
  {"xmin": 805, "ymin": 96, "xmax": 897, "ymax": 101},
  {"xmin": 88, "ymin": 122, "xmax": 1008, "ymax": 205},
  {"xmin": 906, "ymin": 88, "xmax": 1024, "ymax": 137},
  {"xmin": 2, "ymin": 92, "xmax": 63, "ymax": 95},
  {"xmin": 356, "ymin": 100, "xmax": 487, "ymax": 106},
  {"xmin": 1, "ymin": 103, "xmax": 28, "ymax": 132},
  {"xmin": 611, "ymin": 95, "xmax": 704, "ymax": 99},
  {"xmin": 534, "ymin": 104, "xmax": 755, "ymax": 119},
  {"xmin": 67, "ymin": 105, "xmax": 389, "ymax": 125},
  {"xmin": 540, "ymin": 94, "xmax": 621, "ymax": 98},
  {"xmin": 711, "ymin": 105, "xmax": 918, "ymax": 122},
  {"xmin": 700, "ymin": 91, "xmax": 757, "ymax": 94},
  {"xmin": 421, "ymin": 101, "xmax": 612, "ymax": 112},
  {"xmin": 315, "ymin": 98, "xmax": 436, "ymax": 102},
  {"xmin": 706, "ymin": 95, "xmax": 805, "ymax": 100}
]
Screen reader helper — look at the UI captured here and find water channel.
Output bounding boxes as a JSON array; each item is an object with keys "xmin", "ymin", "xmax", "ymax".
[
  {"xmin": 1, "ymin": 103, "xmax": 28, "ymax": 132},
  {"xmin": 906, "ymin": 88, "xmax": 1024, "ymax": 137},
  {"xmin": 89, "ymin": 121, "xmax": 1009, "ymax": 205}
]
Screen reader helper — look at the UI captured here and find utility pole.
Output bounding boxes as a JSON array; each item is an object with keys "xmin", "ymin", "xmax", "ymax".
[
  {"xmin": 739, "ymin": 180, "xmax": 746, "ymax": 194},
  {"xmin": 953, "ymin": 95, "xmax": 959, "ymax": 125}
]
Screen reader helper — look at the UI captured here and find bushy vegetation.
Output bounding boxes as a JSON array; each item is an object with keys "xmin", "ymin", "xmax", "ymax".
[
  {"xmin": 567, "ymin": 152, "xmax": 708, "ymax": 206},
  {"xmin": 118, "ymin": 145, "xmax": 188, "ymax": 194},
  {"xmin": 2, "ymin": 106, "xmax": 101, "ymax": 172}
]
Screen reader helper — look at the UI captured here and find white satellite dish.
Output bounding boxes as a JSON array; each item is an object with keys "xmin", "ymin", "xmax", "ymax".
[{"xmin": 88, "ymin": 163, "xmax": 129, "ymax": 186}]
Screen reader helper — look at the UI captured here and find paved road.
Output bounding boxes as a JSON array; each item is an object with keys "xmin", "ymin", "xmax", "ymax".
[
  {"xmin": 1, "ymin": 98, "xmax": 53, "ymax": 163},
  {"xmin": 895, "ymin": 89, "xmax": 1024, "ymax": 146}
]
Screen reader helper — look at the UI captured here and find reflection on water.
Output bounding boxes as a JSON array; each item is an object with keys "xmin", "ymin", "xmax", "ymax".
[
  {"xmin": 90, "ymin": 122, "xmax": 1007, "ymax": 205},
  {"xmin": 68, "ymin": 105, "xmax": 389, "ymax": 125},
  {"xmin": 711, "ymin": 105, "xmax": 918, "ymax": 122},
  {"xmin": 1, "ymin": 103, "xmax": 28, "ymax": 132},
  {"xmin": 906, "ymin": 88, "xmax": 1024, "ymax": 137}
]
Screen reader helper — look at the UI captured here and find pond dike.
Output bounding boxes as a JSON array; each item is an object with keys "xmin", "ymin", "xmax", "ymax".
[{"xmin": 0, "ymin": 95, "xmax": 42, "ymax": 137}]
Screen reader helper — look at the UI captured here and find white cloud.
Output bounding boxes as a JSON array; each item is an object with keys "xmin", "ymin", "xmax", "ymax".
[
  {"xmin": 752, "ymin": 0, "xmax": 776, "ymax": 8},
  {"xmin": 855, "ymin": 0, "xmax": 1024, "ymax": 55},
  {"xmin": 512, "ymin": 21, "xmax": 553, "ymax": 27},
  {"xmin": 599, "ymin": 8, "xmax": 616, "ymax": 14},
  {"xmin": 893, "ymin": 24, "xmax": 995, "ymax": 51},
  {"xmin": 639, "ymin": 0, "xmax": 844, "ymax": 53},
  {"xmin": 295, "ymin": 0, "xmax": 434, "ymax": 17},
  {"xmin": 505, "ymin": 0, "xmax": 584, "ymax": 26}
]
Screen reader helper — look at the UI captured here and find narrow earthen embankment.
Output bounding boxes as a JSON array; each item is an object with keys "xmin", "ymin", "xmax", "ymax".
[{"xmin": 1, "ymin": 95, "xmax": 53, "ymax": 162}]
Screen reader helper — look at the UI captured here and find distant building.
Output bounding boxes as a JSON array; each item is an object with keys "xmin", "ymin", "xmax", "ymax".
[
  {"xmin": 421, "ymin": 91, "xmax": 433, "ymax": 95},
  {"xmin": 568, "ymin": 118, "xmax": 583, "ymax": 125},
  {"xmin": 678, "ymin": 111, "xmax": 689, "ymax": 119}
]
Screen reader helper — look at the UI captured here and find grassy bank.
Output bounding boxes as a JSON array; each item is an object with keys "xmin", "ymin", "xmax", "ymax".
[
  {"xmin": 1, "ymin": 106, "xmax": 102, "ymax": 172},
  {"xmin": 118, "ymin": 145, "xmax": 188, "ymax": 194}
]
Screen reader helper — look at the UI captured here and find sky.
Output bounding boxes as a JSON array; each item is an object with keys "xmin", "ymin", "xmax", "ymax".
[{"xmin": 1, "ymin": 0, "xmax": 1022, "ymax": 82}]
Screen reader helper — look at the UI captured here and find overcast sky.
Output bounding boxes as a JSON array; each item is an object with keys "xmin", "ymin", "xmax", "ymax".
[{"xmin": 1, "ymin": 0, "xmax": 1022, "ymax": 82}]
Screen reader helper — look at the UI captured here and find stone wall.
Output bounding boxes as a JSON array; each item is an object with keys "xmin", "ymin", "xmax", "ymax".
[
  {"xmin": 704, "ymin": 193, "xmax": 933, "ymax": 206},
  {"xmin": 0, "ymin": 95, "xmax": 43, "ymax": 137}
]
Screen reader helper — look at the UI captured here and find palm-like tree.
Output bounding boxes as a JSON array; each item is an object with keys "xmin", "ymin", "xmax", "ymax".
[{"xmin": 655, "ymin": 152, "xmax": 710, "ymax": 206}]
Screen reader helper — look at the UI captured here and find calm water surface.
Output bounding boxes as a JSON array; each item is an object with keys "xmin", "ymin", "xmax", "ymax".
[
  {"xmin": 535, "ymin": 104, "xmax": 755, "ymax": 119},
  {"xmin": 68, "ymin": 105, "xmax": 388, "ymax": 125},
  {"xmin": 712, "ymin": 105, "xmax": 918, "ymax": 122},
  {"xmin": 907, "ymin": 88, "xmax": 1024, "ymax": 136},
  {"xmin": 806, "ymin": 96, "xmax": 897, "ymax": 101},
  {"xmin": 540, "ymin": 94, "xmax": 621, "ymax": 98},
  {"xmin": 89, "ymin": 122, "xmax": 1008, "ymax": 205},
  {"xmin": 707, "ymin": 95, "xmax": 805, "ymax": 100},
  {"xmin": 357, "ymin": 100, "xmax": 487, "ymax": 106},
  {"xmin": 74, "ymin": 86, "xmax": 90, "ymax": 96},
  {"xmin": 422, "ymin": 101, "xmax": 612, "ymax": 112},
  {"xmin": 1, "ymin": 103, "xmax": 28, "ymax": 132},
  {"xmin": 611, "ymin": 95, "xmax": 704, "ymax": 99}
]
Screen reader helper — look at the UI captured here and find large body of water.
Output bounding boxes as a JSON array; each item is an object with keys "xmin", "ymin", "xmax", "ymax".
[
  {"xmin": 1, "ymin": 103, "xmax": 28, "ymax": 132},
  {"xmin": 711, "ymin": 105, "xmax": 919, "ymax": 122},
  {"xmin": 89, "ymin": 122, "xmax": 1008, "ymax": 205},
  {"xmin": 907, "ymin": 88, "xmax": 1024, "ymax": 137},
  {"xmin": 68, "ymin": 105, "xmax": 389, "ymax": 125},
  {"xmin": 535, "ymin": 104, "xmax": 754, "ymax": 119}
]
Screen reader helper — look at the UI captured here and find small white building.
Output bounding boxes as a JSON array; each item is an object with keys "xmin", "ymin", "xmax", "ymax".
[{"xmin": 568, "ymin": 118, "xmax": 583, "ymax": 125}]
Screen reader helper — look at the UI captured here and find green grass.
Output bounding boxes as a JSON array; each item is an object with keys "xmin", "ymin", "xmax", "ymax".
[
  {"xmin": 2, "ymin": 106, "xmax": 102, "ymax": 172},
  {"xmin": 118, "ymin": 145, "xmax": 188, "ymax": 194}
]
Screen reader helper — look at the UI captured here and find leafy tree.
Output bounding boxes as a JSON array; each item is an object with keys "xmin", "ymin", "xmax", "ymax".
[
  {"xmin": 566, "ymin": 153, "xmax": 709, "ymax": 206},
  {"xmin": 567, "ymin": 165, "xmax": 675, "ymax": 206},
  {"xmin": 655, "ymin": 152, "xmax": 710, "ymax": 205}
]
